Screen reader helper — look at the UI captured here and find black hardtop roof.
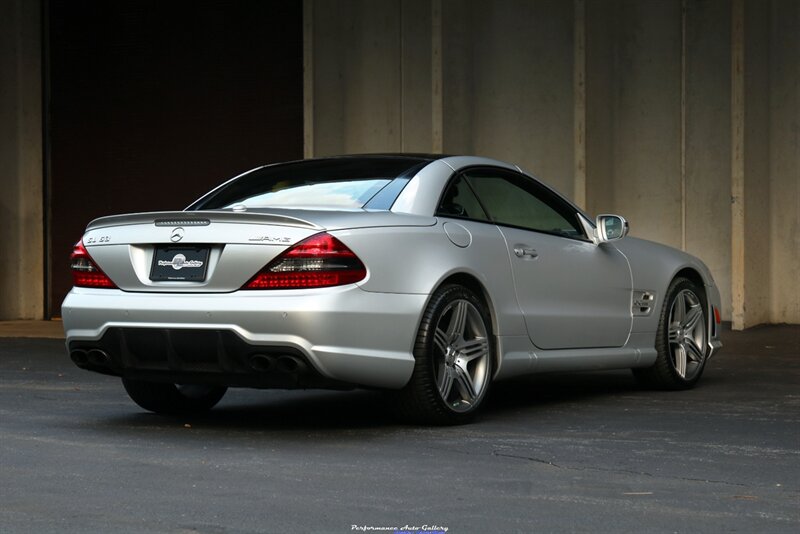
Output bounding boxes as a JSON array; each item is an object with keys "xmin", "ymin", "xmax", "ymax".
[{"xmin": 310, "ymin": 153, "xmax": 451, "ymax": 162}]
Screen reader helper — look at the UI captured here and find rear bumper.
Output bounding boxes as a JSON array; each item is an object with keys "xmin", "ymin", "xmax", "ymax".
[{"xmin": 61, "ymin": 286, "xmax": 426, "ymax": 389}]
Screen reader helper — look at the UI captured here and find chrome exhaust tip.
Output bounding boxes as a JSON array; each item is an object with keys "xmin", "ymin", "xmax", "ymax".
[
  {"xmin": 249, "ymin": 354, "xmax": 276, "ymax": 372},
  {"xmin": 70, "ymin": 349, "xmax": 89, "ymax": 366},
  {"xmin": 87, "ymin": 349, "xmax": 111, "ymax": 366},
  {"xmin": 275, "ymin": 355, "xmax": 308, "ymax": 374}
]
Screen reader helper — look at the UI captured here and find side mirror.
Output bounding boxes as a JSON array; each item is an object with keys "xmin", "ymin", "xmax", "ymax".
[{"xmin": 596, "ymin": 214, "xmax": 629, "ymax": 242}]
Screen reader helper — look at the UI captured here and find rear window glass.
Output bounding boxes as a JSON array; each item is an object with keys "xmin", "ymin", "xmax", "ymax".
[
  {"xmin": 223, "ymin": 179, "xmax": 391, "ymax": 209},
  {"xmin": 189, "ymin": 158, "xmax": 427, "ymax": 210}
]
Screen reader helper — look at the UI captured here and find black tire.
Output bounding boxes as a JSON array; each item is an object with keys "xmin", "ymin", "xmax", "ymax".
[
  {"xmin": 122, "ymin": 378, "xmax": 227, "ymax": 415},
  {"xmin": 633, "ymin": 277, "xmax": 709, "ymax": 390},
  {"xmin": 393, "ymin": 284, "xmax": 494, "ymax": 425}
]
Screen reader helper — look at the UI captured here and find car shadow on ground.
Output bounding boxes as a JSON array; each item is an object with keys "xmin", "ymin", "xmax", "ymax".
[
  {"xmin": 95, "ymin": 369, "xmax": 664, "ymax": 434},
  {"xmin": 488, "ymin": 369, "xmax": 644, "ymax": 408}
]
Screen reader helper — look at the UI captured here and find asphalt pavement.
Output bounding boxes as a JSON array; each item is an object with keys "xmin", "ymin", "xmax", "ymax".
[{"xmin": 1, "ymin": 325, "xmax": 798, "ymax": 533}]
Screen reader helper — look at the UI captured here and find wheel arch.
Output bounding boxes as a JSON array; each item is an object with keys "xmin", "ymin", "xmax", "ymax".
[
  {"xmin": 668, "ymin": 267, "xmax": 710, "ymax": 323},
  {"xmin": 430, "ymin": 271, "xmax": 502, "ymax": 376},
  {"xmin": 672, "ymin": 267, "xmax": 706, "ymax": 298},
  {"xmin": 633, "ymin": 267, "xmax": 712, "ymax": 389},
  {"xmin": 671, "ymin": 266, "xmax": 719, "ymax": 340}
]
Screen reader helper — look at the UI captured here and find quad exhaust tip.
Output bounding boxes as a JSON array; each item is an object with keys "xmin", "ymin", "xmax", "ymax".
[
  {"xmin": 87, "ymin": 349, "xmax": 111, "ymax": 366},
  {"xmin": 276, "ymin": 355, "xmax": 307, "ymax": 374},
  {"xmin": 249, "ymin": 354, "xmax": 276, "ymax": 372},
  {"xmin": 249, "ymin": 353, "xmax": 308, "ymax": 374},
  {"xmin": 70, "ymin": 349, "xmax": 111, "ymax": 367},
  {"xmin": 70, "ymin": 349, "xmax": 89, "ymax": 366}
]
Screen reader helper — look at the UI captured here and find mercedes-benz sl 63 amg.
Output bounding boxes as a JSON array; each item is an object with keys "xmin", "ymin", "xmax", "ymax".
[{"xmin": 62, "ymin": 155, "xmax": 723, "ymax": 424}]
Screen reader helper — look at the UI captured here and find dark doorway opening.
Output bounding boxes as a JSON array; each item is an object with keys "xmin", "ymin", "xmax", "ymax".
[{"xmin": 46, "ymin": 0, "xmax": 303, "ymax": 316}]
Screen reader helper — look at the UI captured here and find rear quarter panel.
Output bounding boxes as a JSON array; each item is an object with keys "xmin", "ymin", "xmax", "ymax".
[{"xmin": 334, "ymin": 219, "xmax": 527, "ymax": 338}]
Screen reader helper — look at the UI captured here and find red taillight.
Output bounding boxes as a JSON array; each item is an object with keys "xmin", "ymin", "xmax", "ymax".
[
  {"xmin": 714, "ymin": 306, "xmax": 721, "ymax": 325},
  {"xmin": 70, "ymin": 239, "xmax": 117, "ymax": 288},
  {"xmin": 243, "ymin": 232, "xmax": 366, "ymax": 289}
]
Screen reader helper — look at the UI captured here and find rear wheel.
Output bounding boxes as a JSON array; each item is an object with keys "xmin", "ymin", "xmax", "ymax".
[
  {"xmin": 633, "ymin": 277, "xmax": 709, "ymax": 389},
  {"xmin": 394, "ymin": 284, "xmax": 494, "ymax": 425},
  {"xmin": 122, "ymin": 378, "xmax": 227, "ymax": 415}
]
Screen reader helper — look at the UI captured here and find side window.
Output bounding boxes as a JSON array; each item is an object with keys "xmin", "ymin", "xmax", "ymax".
[
  {"xmin": 436, "ymin": 175, "xmax": 490, "ymax": 221},
  {"xmin": 464, "ymin": 169, "xmax": 584, "ymax": 238}
]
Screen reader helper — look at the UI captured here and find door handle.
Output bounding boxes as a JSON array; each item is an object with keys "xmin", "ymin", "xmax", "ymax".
[{"xmin": 513, "ymin": 246, "xmax": 538, "ymax": 259}]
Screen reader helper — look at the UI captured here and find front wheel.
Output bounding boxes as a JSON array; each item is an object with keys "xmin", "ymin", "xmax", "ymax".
[
  {"xmin": 122, "ymin": 378, "xmax": 227, "ymax": 415},
  {"xmin": 633, "ymin": 277, "xmax": 709, "ymax": 390},
  {"xmin": 394, "ymin": 284, "xmax": 494, "ymax": 425}
]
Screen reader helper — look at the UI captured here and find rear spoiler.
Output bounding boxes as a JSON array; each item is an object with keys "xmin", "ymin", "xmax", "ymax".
[{"xmin": 85, "ymin": 210, "xmax": 322, "ymax": 231}]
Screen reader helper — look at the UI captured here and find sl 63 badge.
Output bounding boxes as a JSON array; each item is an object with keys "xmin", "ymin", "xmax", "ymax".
[{"xmin": 85, "ymin": 235, "xmax": 110, "ymax": 244}]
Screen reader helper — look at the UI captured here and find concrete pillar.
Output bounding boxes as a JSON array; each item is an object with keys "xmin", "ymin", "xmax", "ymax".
[
  {"xmin": 731, "ymin": 0, "xmax": 746, "ymax": 329},
  {"xmin": 730, "ymin": 0, "xmax": 799, "ymax": 328},
  {"xmin": 0, "ymin": 0, "xmax": 44, "ymax": 320}
]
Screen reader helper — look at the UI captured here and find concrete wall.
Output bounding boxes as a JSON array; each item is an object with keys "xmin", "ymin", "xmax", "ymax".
[
  {"xmin": 684, "ymin": 0, "xmax": 732, "ymax": 329},
  {"xmin": 741, "ymin": 0, "xmax": 772, "ymax": 326},
  {"xmin": 0, "ymin": 0, "xmax": 796, "ymax": 325},
  {"xmin": 0, "ymin": 0, "xmax": 43, "ymax": 320},
  {"xmin": 306, "ymin": 0, "xmax": 800, "ymax": 327},
  {"xmin": 588, "ymin": 0, "xmax": 683, "ymax": 250},
  {"xmin": 308, "ymin": 0, "xmax": 405, "ymax": 155},
  {"xmin": 471, "ymin": 0, "xmax": 575, "ymax": 195},
  {"xmin": 768, "ymin": 0, "xmax": 800, "ymax": 324}
]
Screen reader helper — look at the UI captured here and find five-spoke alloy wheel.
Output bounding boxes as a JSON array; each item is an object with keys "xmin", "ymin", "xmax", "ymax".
[
  {"xmin": 395, "ymin": 284, "xmax": 494, "ymax": 425},
  {"xmin": 667, "ymin": 288, "xmax": 707, "ymax": 381},
  {"xmin": 633, "ymin": 277, "xmax": 709, "ymax": 389},
  {"xmin": 433, "ymin": 298, "xmax": 491, "ymax": 412}
]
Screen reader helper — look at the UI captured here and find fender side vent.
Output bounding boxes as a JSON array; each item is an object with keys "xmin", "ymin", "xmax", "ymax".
[{"xmin": 632, "ymin": 290, "xmax": 655, "ymax": 316}]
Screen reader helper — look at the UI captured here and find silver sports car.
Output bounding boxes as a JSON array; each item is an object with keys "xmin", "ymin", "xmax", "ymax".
[{"xmin": 62, "ymin": 154, "xmax": 722, "ymax": 424}]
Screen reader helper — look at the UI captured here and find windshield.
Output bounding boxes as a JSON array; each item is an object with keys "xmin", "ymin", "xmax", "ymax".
[{"xmin": 188, "ymin": 157, "xmax": 429, "ymax": 211}]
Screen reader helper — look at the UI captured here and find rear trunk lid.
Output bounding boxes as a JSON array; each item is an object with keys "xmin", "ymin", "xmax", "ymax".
[{"xmin": 80, "ymin": 209, "xmax": 434, "ymax": 292}]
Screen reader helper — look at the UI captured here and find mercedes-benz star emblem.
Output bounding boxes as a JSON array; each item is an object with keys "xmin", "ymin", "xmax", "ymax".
[{"xmin": 170, "ymin": 227, "xmax": 185, "ymax": 243}]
